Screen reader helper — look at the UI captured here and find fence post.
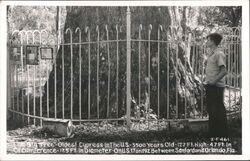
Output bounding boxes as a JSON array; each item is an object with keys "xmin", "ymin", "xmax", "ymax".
[
  {"xmin": 20, "ymin": 31, "xmax": 24, "ymax": 123},
  {"xmin": 7, "ymin": 34, "xmax": 11, "ymax": 119},
  {"xmin": 126, "ymin": 6, "xmax": 131, "ymax": 130}
]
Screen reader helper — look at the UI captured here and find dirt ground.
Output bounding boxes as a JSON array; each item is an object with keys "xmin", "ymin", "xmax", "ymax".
[{"xmin": 6, "ymin": 116, "xmax": 242, "ymax": 155}]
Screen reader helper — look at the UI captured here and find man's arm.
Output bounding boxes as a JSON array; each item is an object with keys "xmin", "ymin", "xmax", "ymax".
[{"xmin": 208, "ymin": 65, "xmax": 227, "ymax": 85}]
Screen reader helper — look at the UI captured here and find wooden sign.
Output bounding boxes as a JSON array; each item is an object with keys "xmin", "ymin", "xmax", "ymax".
[
  {"xmin": 26, "ymin": 46, "xmax": 39, "ymax": 65},
  {"xmin": 40, "ymin": 47, "xmax": 53, "ymax": 60}
]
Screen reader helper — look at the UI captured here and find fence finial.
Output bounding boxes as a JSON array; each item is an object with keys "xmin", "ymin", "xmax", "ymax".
[
  {"xmin": 75, "ymin": 27, "xmax": 82, "ymax": 42},
  {"xmin": 149, "ymin": 24, "xmax": 153, "ymax": 35},
  {"xmin": 115, "ymin": 24, "xmax": 118, "ymax": 32},
  {"xmin": 127, "ymin": 6, "xmax": 130, "ymax": 13},
  {"xmin": 139, "ymin": 24, "xmax": 142, "ymax": 31},
  {"xmin": 33, "ymin": 30, "xmax": 41, "ymax": 44},
  {"xmin": 65, "ymin": 28, "xmax": 73, "ymax": 44},
  {"xmin": 12, "ymin": 30, "xmax": 20, "ymax": 36},
  {"xmin": 149, "ymin": 24, "xmax": 153, "ymax": 30},
  {"xmin": 158, "ymin": 25, "xmax": 163, "ymax": 40},
  {"xmin": 19, "ymin": 30, "xmax": 27, "ymax": 44},
  {"xmin": 105, "ymin": 25, "xmax": 108, "ymax": 33},
  {"xmin": 75, "ymin": 27, "xmax": 81, "ymax": 34},
  {"xmin": 96, "ymin": 25, "xmax": 99, "ymax": 32},
  {"xmin": 41, "ymin": 30, "xmax": 48, "ymax": 44},
  {"xmin": 26, "ymin": 30, "xmax": 33, "ymax": 44},
  {"xmin": 85, "ymin": 26, "xmax": 89, "ymax": 33}
]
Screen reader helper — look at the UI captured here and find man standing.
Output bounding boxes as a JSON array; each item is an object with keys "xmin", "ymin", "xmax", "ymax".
[{"xmin": 205, "ymin": 33, "xmax": 228, "ymax": 137}]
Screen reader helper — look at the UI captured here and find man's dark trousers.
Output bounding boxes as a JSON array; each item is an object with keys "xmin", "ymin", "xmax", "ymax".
[{"xmin": 205, "ymin": 84, "xmax": 228, "ymax": 137}]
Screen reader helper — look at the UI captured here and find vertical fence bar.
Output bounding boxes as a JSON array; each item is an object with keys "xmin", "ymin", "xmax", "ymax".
[
  {"xmin": 167, "ymin": 38, "xmax": 170, "ymax": 119},
  {"xmin": 62, "ymin": 38, "xmax": 65, "ymax": 119},
  {"xmin": 233, "ymin": 34, "xmax": 237, "ymax": 106},
  {"xmin": 33, "ymin": 65, "xmax": 36, "ymax": 124},
  {"xmin": 231, "ymin": 35, "xmax": 234, "ymax": 101},
  {"xmin": 14, "ymin": 65, "xmax": 17, "ymax": 114},
  {"xmin": 236, "ymin": 36, "xmax": 239, "ymax": 88},
  {"xmin": 15, "ymin": 64, "xmax": 18, "ymax": 114},
  {"xmin": 35, "ymin": 31, "xmax": 42, "ymax": 125},
  {"xmin": 239, "ymin": 29, "xmax": 242, "ymax": 110},
  {"xmin": 11, "ymin": 31, "xmax": 19, "ymax": 118},
  {"xmin": 227, "ymin": 39, "xmax": 230, "ymax": 85},
  {"xmin": 116, "ymin": 25, "xmax": 119, "ymax": 118},
  {"xmin": 185, "ymin": 33, "xmax": 192, "ymax": 119},
  {"xmin": 12, "ymin": 62, "xmax": 15, "ymax": 111},
  {"xmin": 197, "ymin": 45, "xmax": 200, "ymax": 75},
  {"xmin": 138, "ymin": 25, "xmax": 142, "ymax": 108},
  {"xmin": 192, "ymin": 45, "xmax": 195, "ymax": 74},
  {"xmin": 19, "ymin": 32, "xmax": 24, "ymax": 122},
  {"xmin": 224, "ymin": 37, "xmax": 228, "ymax": 85},
  {"xmin": 85, "ymin": 27, "xmax": 91, "ymax": 119},
  {"xmin": 7, "ymin": 36, "xmax": 11, "ymax": 117},
  {"xmin": 10, "ymin": 57, "xmax": 12, "ymax": 110},
  {"xmin": 71, "ymin": 32, "xmax": 73, "ymax": 120},
  {"xmin": 201, "ymin": 44, "xmax": 204, "ymax": 118},
  {"xmin": 197, "ymin": 44, "xmax": 200, "ymax": 118},
  {"xmin": 32, "ymin": 32, "xmax": 36, "ymax": 125},
  {"xmin": 55, "ymin": 7, "xmax": 60, "ymax": 120},
  {"xmin": 76, "ymin": 28, "xmax": 82, "ymax": 123},
  {"xmin": 25, "ymin": 33, "xmax": 30, "ymax": 124},
  {"xmin": 7, "ymin": 42, "xmax": 11, "ymax": 115},
  {"xmin": 228, "ymin": 36, "xmax": 232, "ymax": 109},
  {"xmin": 227, "ymin": 33, "xmax": 230, "ymax": 86},
  {"xmin": 175, "ymin": 40, "xmax": 178, "ymax": 119},
  {"xmin": 238, "ymin": 29, "xmax": 241, "ymax": 89},
  {"xmin": 184, "ymin": 38, "xmax": 187, "ymax": 119},
  {"xmin": 196, "ymin": 45, "xmax": 199, "ymax": 75},
  {"xmin": 106, "ymin": 25, "xmax": 110, "ymax": 118},
  {"xmin": 192, "ymin": 43, "xmax": 196, "ymax": 118},
  {"xmin": 39, "ymin": 49, "xmax": 42, "ymax": 125},
  {"xmin": 157, "ymin": 25, "xmax": 162, "ymax": 122},
  {"xmin": 96, "ymin": 26, "xmax": 100, "ymax": 120},
  {"xmin": 199, "ymin": 45, "xmax": 201, "ymax": 75},
  {"xmin": 65, "ymin": 28, "xmax": 73, "ymax": 120},
  {"xmin": 198, "ymin": 44, "xmax": 201, "ymax": 117},
  {"xmin": 54, "ymin": 46, "xmax": 57, "ymax": 119},
  {"xmin": 158, "ymin": 25, "xmax": 162, "ymax": 129},
  {"xmin": 71, "ymin": 30, "xmax": 73, "ymax": 120},
  {"xmin": 148, "ymin": 24, "xmax": 152, "ymax": 129},
  {"xmin": 37, "ymin": 30, "xmax": 42, "ymax": 126},
  {"xmin": 46, "ymin": 60, "xmax": 49, "ymax": 118},
  {"xmin": 126, "ymin": 6, "xmax": 131, "ymax": 130},
  {"xmin": 237, "ymin": 33, "xmax": 240, "ymax": 88},
  {"xmin": 227, "ymin": 39, "xmax": 230, "ymax": 95},
  {"xmin": 195, "ymin": 45, "xmax": 198, "ymax": 75},
  {"xmin": 16, "ymin": 64, "xmax": 19, "ymax": 116},
  {"xmin": 27, "ymin": 65, "xmax": 30, "ymax": 122}
]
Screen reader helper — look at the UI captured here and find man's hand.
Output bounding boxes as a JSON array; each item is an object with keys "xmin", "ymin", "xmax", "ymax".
[{"xmin": 208, "ymin": 80, "xmax": 216, "ymax": 85}]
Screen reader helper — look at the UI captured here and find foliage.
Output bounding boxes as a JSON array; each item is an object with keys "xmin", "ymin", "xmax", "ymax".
[
  {"xmin": 197, "ymin": 6, "xmax": 242, "ymax": 27},
  {"xmin": 8, "ymin": 6, "xmax": 67, "ymax": 37}
]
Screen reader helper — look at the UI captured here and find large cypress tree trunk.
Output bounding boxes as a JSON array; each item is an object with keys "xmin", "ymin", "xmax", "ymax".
[{"xmin": 43, "ymin": 6, "xmax": 204, "ymax": 120}]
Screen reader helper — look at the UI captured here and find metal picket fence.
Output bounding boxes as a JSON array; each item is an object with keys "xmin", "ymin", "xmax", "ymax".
[{"xmin": 7, "ymin": 7, "xmax": 241, "ymax": 131}]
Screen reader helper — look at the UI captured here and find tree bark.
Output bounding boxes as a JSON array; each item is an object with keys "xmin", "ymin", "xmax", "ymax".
[{"xmin": 43, "ymin": 6, "xmax": 203, "ymax": 120}]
